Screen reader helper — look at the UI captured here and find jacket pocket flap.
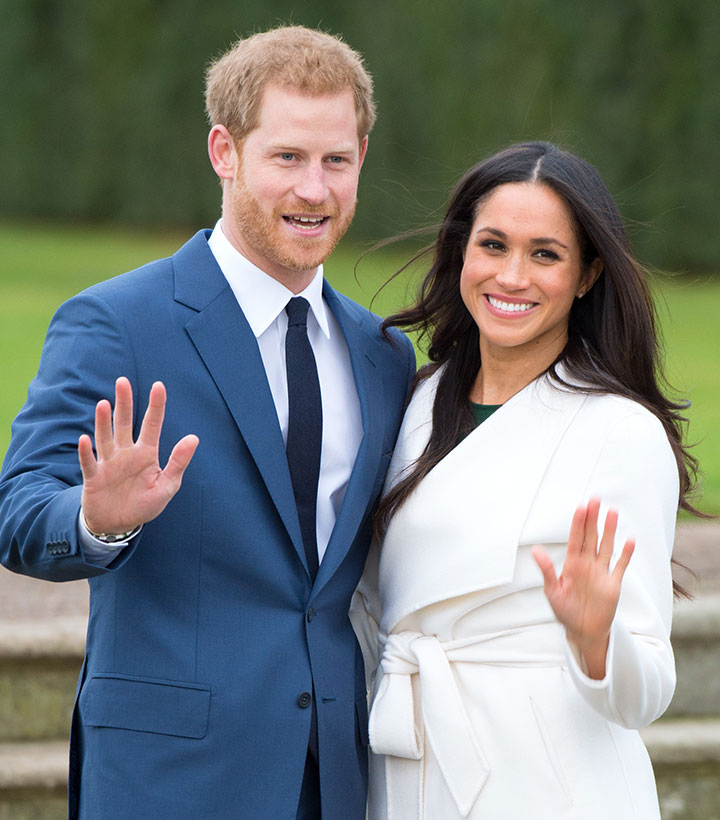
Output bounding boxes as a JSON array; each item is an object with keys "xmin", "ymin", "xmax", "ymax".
[{"xmin": 81, "ymin": 674, "xmax": 211, "ymax": 739}]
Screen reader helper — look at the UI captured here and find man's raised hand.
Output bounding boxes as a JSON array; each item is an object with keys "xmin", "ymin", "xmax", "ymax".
[{"xmin": 78, "ymin": 378, "xmax": 198, "ymax": 535}]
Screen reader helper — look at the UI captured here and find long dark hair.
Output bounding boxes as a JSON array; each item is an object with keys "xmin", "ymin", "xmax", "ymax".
[{"xmin": 376, "ymin": 142, "xmax": 703, "ymax": 558}]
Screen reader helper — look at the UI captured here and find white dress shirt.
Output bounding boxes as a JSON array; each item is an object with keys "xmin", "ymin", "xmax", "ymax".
[{"xmin": 80, "ymin": 221, "xmax": 362, "ymax": 567}]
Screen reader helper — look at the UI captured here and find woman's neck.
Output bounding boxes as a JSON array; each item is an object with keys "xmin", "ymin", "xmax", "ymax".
[{"xmin": 470, "ymin": 340, "xmax": 562, "ymax": 404}]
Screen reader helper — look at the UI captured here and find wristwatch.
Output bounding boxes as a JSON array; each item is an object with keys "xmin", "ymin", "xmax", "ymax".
[{"xmin": 82, "ymin": 513, "xmax": 141, "ymax": 544}]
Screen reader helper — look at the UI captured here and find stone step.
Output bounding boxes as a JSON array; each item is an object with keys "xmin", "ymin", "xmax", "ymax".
[
  {"xmin": 641, "ymin": 717, "xmax": 720, "ymax": 820},
  {"xmin": 0, "ymin": 722, "xmax": 717, "ymax": 820},
  {"xmin": 1, "ymin": 595, "xmax": 718, "ymax": 744},
  {"xmin": 0, "ymin": 618, "xmax": 85, "ymax": 743},
  {"xmin": 666, "ymin": 594, "xmax": 720, "ymax": 718},
  {"xmin": 0, "ymin": 741, "xmax": 67, "ymax": 820}
]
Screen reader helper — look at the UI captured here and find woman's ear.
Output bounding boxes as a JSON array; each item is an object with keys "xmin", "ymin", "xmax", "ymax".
[{"xmin": 577, "ymin": 257, "xmax": 603, "ymax": 298}]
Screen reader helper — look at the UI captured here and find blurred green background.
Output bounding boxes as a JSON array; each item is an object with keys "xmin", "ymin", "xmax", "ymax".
[
  {"xmin": 2, "ymin": 0, "xmax": 720, "ymax": 269},
  {"xmin": 0, "ymin": 0, "xmax": 717, "ymax": 512}
]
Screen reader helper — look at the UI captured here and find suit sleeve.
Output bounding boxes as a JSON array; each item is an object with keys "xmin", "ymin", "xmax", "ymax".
[
  {"xmin": 564, "ymin": 409, "xmax": 679, "ymax": 728},
  {"xmin": 0, "ymin": 291, "xmax": 144, "ymax": 580},
  {"xmin": 401, "ymin": 331, "xmax": 417, "ymax": 397}
]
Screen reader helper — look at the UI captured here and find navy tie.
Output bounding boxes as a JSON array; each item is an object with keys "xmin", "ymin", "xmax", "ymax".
[{"xmin": 285, "ymin": 297, "xmax": 322, "ymax": 582}]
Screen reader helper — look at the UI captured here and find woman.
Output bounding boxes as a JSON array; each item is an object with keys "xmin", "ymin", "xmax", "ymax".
[{"xmin": 351, "ymin": 142, "xmax": 699, "ymax": 819}]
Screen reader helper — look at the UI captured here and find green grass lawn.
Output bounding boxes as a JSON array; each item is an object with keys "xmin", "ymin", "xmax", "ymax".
[
  {"xmin": 652, "ymin": 277, "xmax": 720, "ymax": 515},
  {"xmin": 1, "ymin": 221, "xmax": 717, "ymax": 514}
]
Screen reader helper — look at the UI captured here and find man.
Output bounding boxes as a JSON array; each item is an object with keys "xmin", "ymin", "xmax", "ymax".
[{"xmin": 0, "ymin": 27, "xmax": 415, "ymax": 820}]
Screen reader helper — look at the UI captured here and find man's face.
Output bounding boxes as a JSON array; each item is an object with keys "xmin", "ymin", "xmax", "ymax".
[{"xmin": 226, "ymin": 85, "xmax": 367, "ymax": 289}]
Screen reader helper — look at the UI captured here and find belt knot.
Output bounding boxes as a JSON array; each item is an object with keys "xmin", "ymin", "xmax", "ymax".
[{"xmin": 369, "ymin": 630, "xmax": 490, "ymax": 817}]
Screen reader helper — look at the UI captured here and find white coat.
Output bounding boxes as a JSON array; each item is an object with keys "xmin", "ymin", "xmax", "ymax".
[{"xmin": 351, "ymin": 367, "xmax": 679, "ymax": 820}]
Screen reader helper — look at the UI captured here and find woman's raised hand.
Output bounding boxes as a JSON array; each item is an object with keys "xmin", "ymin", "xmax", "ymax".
[
  {"xmin": 78, "ymin": 377, "xmax": 199, "ymax": 536},
  {"xmin": 531, "ymin": 498, "xmax": 634, "ymax": 679}
]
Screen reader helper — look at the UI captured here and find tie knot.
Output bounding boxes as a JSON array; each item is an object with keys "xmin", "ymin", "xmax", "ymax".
[{"xmin": 286, "ymin": 296, "xmax": 310, "ymax": 327}]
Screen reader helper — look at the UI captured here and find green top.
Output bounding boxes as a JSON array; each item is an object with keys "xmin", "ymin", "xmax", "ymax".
[{"xmin": 470, "ymin": 402, "xmax": 502, "ymax": 426}]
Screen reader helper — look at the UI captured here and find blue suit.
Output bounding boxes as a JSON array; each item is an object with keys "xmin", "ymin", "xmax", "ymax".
[{"xmin": 0, "ymin": 231, "xmax": 415, "ymax": 819}]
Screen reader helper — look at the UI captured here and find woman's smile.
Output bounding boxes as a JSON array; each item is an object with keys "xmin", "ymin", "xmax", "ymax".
[{"xmin": 484, "ymin": 293, "xmax": 539, "ymax": 316}]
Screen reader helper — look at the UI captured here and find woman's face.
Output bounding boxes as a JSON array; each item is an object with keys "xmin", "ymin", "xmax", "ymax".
[{"xmin": 460, "ymin": 181, "xmax": 600, "ymax": 366}]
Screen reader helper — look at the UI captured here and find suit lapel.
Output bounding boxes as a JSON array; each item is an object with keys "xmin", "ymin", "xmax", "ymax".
[
  {"xmin": 173, "ymin": 233, "xmax": 305, "ymax": 567},
  {"xmin": 314, "ymin": 284, "xmax": 386, "ymax": 591},
  {"xmin": 173, "ymin": 237, "xmax": 390, "ymax": 584}
]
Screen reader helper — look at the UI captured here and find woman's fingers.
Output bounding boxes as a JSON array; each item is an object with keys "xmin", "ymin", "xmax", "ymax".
[
  {"xmin": 566, "ymin": 499, "xmax": 634, "ymax": 574},
  {"xmin": 597, "ymin": 508, "xmax": 619, "ymax": 566},
  {"xmin": 566, "ymin": 504, "xmax": 588, "ymax": 560},
  {"xmin": 582, "ymin": 498, "xmax": 601, "ymax": 555},
  {"xmin": 612, "ymin": 539, "xmax": 635, "ymax": 580},
  {"xmin": 531, "ymin": 545, "xmax": 558, "ymax": 591},
  {"xmin": 568, "ymin": 499, "xmax": 634, "ymax": 578}
]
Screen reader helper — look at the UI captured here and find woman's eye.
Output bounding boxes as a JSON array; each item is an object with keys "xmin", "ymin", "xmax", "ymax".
[
  {"xmin": 481, "ymin": 240, "xmax": 504, "ymax": 252},
  {"xmin": 535, "ymin": 249, "xmax": 559, "ymax": 261}
]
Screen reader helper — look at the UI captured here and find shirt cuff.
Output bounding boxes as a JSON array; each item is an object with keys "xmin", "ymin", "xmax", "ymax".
[{"xmin": 77, "ymin": 509, "xmax": 141, "ymax": 567}]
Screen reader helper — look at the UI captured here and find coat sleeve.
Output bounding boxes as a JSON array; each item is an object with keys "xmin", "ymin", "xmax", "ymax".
[
  {"xmin": 349, "ymin": 539, "xmax": 384, "ymax": 694},
  {"xmin": 564, "ymin": 408, "xmax": 679, "ymax": 728},
  {"xmin": 0, "ymin": 291, "xmax": 144, "ymax": 580}
]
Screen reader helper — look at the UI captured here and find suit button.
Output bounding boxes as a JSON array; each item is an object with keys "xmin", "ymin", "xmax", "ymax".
[
  {"xmin": 306, "ymin": 607, "xmax": 315, "ymax": 623},
  {"xmin": 297, "ymin": 692, "xmax": 312, "ymax": 709}
]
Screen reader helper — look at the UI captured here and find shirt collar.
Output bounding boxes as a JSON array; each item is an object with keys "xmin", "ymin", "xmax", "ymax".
[{"xmin": 207, "ymin": 220, "xmax": 330, "ymax": 339}]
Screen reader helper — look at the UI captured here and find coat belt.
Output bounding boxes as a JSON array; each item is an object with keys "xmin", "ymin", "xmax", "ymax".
[{"xmin": 368, "ymin": 627, "xmax": 565, "ymax": 818}]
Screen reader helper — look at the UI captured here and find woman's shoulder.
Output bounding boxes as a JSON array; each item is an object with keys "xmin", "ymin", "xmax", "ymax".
[
  {"xmin": 580, "ymin": 390, "xmax": 662, "ymax": 425},
  {"xmin": 570, "ymin": 390, "xmax": 673, "ymax": 463},
  {"xmin": 403, "ymin": 362, "xmax": 444, "ymax": 409},
  {"xmin": 549, "ymin": 364, "xmax": 665, "ymax": 432}
]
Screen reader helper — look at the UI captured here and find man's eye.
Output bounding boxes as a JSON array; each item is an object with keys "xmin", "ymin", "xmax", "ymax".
[
  {"xmin": 280, "ymin": 153, "xmax": 295, "ymax": 161},
  {"xmin": 328, "ymin": 156, "xmax": 345, "ymax": 164}
]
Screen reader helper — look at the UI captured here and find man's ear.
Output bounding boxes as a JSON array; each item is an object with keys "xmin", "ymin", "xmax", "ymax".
[
  {"xmin": 358, "ymin": 135, "xmax": 369, "ymax": 172},
  {"xmin": 208, "ymin": 125, "xmax": 238, "ymax": 181}
]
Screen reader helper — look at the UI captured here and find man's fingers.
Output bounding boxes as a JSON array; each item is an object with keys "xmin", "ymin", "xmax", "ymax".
[
  {"xmin": 94, "ymin": 399, "xmax": 114, "ymax": 461},
  {"xmin": 138, "ymin": 382, "xmax": 167, "ymax": 448},
  {"xmin": 77, "ymin": 434, "xmax": 97, "ymax": 479},
  {"xmin": 162, "ymin": 434, "xmax": 199, "ymax": 490},
  {"xmin": 113, "ymin": 377, "xmax": 135, "ymax": 448}
]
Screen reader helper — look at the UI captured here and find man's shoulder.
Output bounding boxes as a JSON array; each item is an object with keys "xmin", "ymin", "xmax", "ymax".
[
  {"xmin": 327, "ymin": 287, "xmax": 381, "ymax": 329},
  {"xmin": 80, "ymin": 253, "xmax": 173, "ymax": 302},
  {"xmin": 325, "ymin": 286, "xmax": 413, "ymax": 357},
  {"xmin": 70, "ymin": 230, "xmax": 213, "ymax": 313}
]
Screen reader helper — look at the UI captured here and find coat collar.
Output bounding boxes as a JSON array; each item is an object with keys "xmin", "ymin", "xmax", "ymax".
[{"xmin": 378, "ymin": 367, "xmax": 588, "ymax": 633}]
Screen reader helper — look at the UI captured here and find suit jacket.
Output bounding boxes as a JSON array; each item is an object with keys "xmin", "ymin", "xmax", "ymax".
[
  {"xmin": 351, "ymin": 367, "xmax": 678, "ymax": 819},
  {"xmin": 0, "ymin": 230, "xmax": 416, "ymax": 820}
]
